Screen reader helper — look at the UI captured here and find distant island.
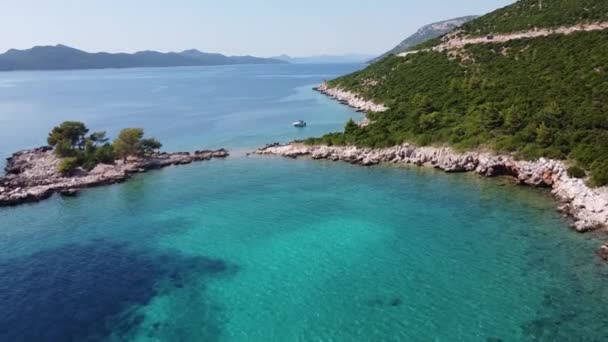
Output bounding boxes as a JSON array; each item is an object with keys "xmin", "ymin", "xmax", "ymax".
[
  {"xmin": 0, "ymin": 44, "xmax": 286, "ymax": 71},
  {"xmin": 272, "ymin": 54, "xmax": 376, "ymax": 64}
]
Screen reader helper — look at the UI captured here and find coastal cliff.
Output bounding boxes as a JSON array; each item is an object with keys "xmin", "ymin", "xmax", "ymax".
[
  {"xmin": 255, "ymin": 142, "xmax": 608, "ymax": 233},
  {"xmin": 0, "ymin": 146, "xmax": 229, "ymax": 206}
]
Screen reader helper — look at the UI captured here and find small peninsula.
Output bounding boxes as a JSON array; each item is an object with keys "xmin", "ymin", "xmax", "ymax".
[{"xmin": 0, "ymin": 121, "xmax": 228, "ymax": 206}]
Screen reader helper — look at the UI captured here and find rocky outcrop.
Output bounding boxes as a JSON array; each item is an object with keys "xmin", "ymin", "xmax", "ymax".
[
  {"xmin": 370, "ymin": 15, "xmax": 477, "ymax": 63},
  {"xmin": 314, "ymin": 82, "xmax": 388, "ymax": 113},
  {"xmin": 0, "ymin": 147, "xmax": 229, "ymax": 206},
  {"xmin": 255, "ymin": 143, "xmax": 608, "ymax": 234}
]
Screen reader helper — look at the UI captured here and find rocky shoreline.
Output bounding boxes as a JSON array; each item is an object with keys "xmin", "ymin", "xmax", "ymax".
[
  {"xmin": 314, "ymin": 82, "xmax": 388, "ymax": 114},
  {"xmin": 255, "ymin": 142, "xmax": 608, "ymax": 235},
  {"xmin": 0, "ymin": 146, "xmax": 229, "ymax": 206},
  {"xmin": 310, "ymin": 82, "xmax": 608, "ymax": 257}
]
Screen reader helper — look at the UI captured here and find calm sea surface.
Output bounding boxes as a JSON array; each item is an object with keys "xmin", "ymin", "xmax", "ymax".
[{"xmin": 0, "ymin": 64, "xmax": 607, "ymax": 341}]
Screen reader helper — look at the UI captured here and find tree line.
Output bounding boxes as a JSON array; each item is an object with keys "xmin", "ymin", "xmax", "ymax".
[{"xmin": 47, "ymin": 121, "xmax": 162, "ymax": 174}]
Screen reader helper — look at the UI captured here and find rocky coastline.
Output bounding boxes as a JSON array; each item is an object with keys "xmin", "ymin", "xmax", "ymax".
[
  {"xmin": 314, "ymin": 82, "xmax": 388, "ymax": 114},
  {"xmin": 255, "ymin": 142, "xmax": 608, "ymax": 235},
  {"xmin": 310, "ymin": 81, "xmax": 608, "ymax": 258},
  {"xmin": 0, "ymin": 146, "xmax": 229, "ymax": 206}
]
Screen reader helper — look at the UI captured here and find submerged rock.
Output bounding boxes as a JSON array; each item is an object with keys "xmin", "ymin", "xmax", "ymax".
[
  {"xmin": 597, "ymin": 244, "xmax": 608, "ymax": 261},
  {"xmin": 389, "ymin": 297, "xmax": 403, "ymax": 307},
  {"xmin": 59, "ymin": 189, "xmax": 79, "ymax": 197}
]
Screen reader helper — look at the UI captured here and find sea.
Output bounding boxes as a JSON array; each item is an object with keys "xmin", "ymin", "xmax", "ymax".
[{"xmin": 0, "ymin": 64, "xmax": 607, "ymax": 341}]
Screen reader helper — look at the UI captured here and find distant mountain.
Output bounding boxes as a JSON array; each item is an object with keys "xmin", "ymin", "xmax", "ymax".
[
  {"xmin": 370, "ymin": 16, "xmax": 478, "ymax": 63},
  {"xmin": 0, "ymin": 45, "xmax": 286, "ymax": 71},
  {"xmin": 273, "ymin": 54, "xmax": 375, "ymax": 64}
]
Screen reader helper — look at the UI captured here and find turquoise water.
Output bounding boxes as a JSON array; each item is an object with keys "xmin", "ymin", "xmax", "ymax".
[{"xmin": 1, "ymin": 65, "xmax": 608, "ymax": 341}]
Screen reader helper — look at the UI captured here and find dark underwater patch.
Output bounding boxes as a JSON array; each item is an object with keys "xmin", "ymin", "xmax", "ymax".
[
  {"xmin": 389, "ymin": 297, "xmax": 403, "ymax": 307},
  {"xmin": 364, "ymin": 296, "xmax": 404, "ymax": 309},
  {"xmin": 0, "ymin": 239, "xmax": 237, "ymax": 342}
]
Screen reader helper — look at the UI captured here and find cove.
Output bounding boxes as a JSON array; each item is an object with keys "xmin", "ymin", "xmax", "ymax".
[{"xmin": 0, "ymin": 64, "xmax": 607, "ymax": 341}]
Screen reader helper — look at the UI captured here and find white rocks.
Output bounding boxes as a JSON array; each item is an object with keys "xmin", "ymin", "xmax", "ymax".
[
  {"xmin": 314, "ymin": 82, "xmax": 388, "ymax": 113},
  {"xmin": 552, "ymin": 179, "xmax": 608, "ymax": 232},
  {"xmin": 255, "ymin": 142, "xmax": 608, "ymax": 233}
]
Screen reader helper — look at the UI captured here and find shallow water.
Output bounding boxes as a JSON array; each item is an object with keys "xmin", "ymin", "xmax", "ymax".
[{"xmin": 0, "ymin": 65, "xmax": 607, "ymax": 341}]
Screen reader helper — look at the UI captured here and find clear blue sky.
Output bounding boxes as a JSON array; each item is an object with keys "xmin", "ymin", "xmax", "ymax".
[{"xmin": 1, "ymin": 0, "xmax": 515, "ymax": 56}]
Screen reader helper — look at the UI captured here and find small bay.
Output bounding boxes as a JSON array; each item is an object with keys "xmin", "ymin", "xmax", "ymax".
[{"xmin": 0, "ymin": 64, "xmax": 607, "ymax": 341}]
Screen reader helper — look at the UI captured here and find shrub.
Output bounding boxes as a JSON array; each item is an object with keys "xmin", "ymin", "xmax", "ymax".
[
  {"xmin": 344, "ymin": 119, "xmax": 359, "ymax": 135},
  {"xmin": 139, "ymin": 138, "xmax": 162, "ymax": 156},
  {"xmin": 590, "ymin": 161, "xmax": 608, "ymax": 187},
  {"xmin": 58, "ymin": 157, "xmax": 81, "ymax": 175},
  {"xmin": 567, "ymin": 165, "xmax": 586, "ymax": 179},
  {"xmin": 94, "ymin": 144, "xmax": 116, "ymax": 164},
  {"xmin": 54, "ymin": 139, "xmax": 79, "ymax": 158}
]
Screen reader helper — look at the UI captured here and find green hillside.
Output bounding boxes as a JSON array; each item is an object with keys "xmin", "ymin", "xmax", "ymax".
[
  {"xmin": 460, "ymin": 0, "xmax": 608, "ymax": 35},
  {"xmin": 411, "ymin": 0, "xmax": 608, "ymax": 51},
  {"xmin": 309, "ymin": 28, "xmax": 608, "ymax": 185}
]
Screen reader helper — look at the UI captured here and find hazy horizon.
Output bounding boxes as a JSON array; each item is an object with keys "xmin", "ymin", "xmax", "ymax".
[
  {"xmin": 2, "ymin": 0, "xmax": 514, "ymax": 57},
  {"xmin": 1, "ymin": 44, "xmax": 378, "ymax": 59}
]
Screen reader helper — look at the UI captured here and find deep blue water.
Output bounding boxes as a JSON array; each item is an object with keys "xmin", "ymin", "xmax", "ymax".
[{"xmin": 1, "ymin": 64, "xmax": 607, "ymax": 341}]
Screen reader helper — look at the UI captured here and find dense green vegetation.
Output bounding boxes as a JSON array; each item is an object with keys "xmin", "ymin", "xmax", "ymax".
[
  {"xmin": 309, "ymin": 31, "xmax": 608, "ymax": 186},
  {"xmin": 47, "ymin": 121, "xmax": 162, "ymax": 174},
  {"xmin": 460, "ymin": 0, "xmax": 608, "ymax": 36}
]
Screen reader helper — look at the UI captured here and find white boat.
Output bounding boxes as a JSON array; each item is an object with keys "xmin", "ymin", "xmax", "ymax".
[{"xmin": 293, "ymin": 120, "xmax": 307, "ymax": 127}]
